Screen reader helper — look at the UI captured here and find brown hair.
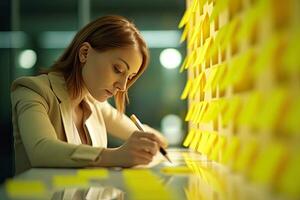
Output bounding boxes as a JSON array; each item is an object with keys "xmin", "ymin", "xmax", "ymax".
[{"xmin": 43, "ymin": 15, "xmax": 149, "ymax": 113}]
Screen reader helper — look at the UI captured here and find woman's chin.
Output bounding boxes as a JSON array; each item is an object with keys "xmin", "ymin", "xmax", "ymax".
[{"xmin": 94, "ymin": 95, "xmax": 111, "ymax": 102}]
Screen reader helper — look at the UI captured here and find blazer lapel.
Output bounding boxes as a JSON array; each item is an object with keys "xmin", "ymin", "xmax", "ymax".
[{"xmin": 48, "ymin": 72, "xmax": 79, "ymax": 144}]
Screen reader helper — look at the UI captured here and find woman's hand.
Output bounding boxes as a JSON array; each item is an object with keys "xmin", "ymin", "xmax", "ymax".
[
  {"xmin": 142, "ymin": 124, "xmax": 168, "ymax": 148},
  {"xmin": 95, "ymin": 131, "xmax": 166, "ymax": 167}
]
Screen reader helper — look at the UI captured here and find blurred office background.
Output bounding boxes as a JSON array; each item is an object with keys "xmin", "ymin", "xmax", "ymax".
[{"xmin": 0, "ymin": 0, "xmax": 186, "ymax": 183}]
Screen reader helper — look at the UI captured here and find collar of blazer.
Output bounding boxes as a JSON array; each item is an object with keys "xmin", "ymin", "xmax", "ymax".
[{"xmin": 47, "ymin": 72, "xmax": 105, "ymax": 147}]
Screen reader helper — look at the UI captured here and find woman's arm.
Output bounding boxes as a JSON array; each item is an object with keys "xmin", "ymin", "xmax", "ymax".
[
  {"xmin": 12, "ymin": 86, "xmax": 103, "ymax": 168},
  {"xmin": 100, "ymin": 101, "xmax": 168, "ymax": 147}
]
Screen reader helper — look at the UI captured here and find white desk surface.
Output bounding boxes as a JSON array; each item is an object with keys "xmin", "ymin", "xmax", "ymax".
[{"xmin": 0, "ymin": 148, "xmax": 290, "ymax": 200}]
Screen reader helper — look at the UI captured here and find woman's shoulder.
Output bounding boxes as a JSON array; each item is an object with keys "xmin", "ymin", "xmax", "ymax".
[
  {"xmin": 10, "ymin": 73, "xmax": 56, "ymax": 104},
  {"xmin": 11, "ymin": 73, "xmax": 51, "ymax": 93}
]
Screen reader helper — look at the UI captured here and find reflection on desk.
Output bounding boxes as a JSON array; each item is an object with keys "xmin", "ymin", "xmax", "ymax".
[{"xmin": 0, "ymin": 148, "xmax": 294, "ymax": 200}]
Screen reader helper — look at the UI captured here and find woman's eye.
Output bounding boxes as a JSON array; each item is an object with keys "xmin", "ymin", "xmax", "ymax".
[{"xmin": 113, "ymin": 65, "xmax": 122, "ymax": 73}]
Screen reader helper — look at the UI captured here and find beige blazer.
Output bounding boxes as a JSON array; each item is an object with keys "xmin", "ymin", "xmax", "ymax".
[{"xmin": 11, "ymin": 72, "xmax": 140, "ymax": 174}]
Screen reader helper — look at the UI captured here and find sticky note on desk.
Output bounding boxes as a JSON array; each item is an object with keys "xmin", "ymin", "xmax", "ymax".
[
  {"xmin": 52, "ymin": 175, "xmax": 89, "ymax": 188},
  {"xmin": 123, "ymin": 169, "xmax": 173, "ymax": 200},
  {"xmin": 5, "ymin": 179, "xmax": 47, "ymax": 198},
  {"xmin": 77, "ymin": 168, "xmax": 108, "ymax": 179}
]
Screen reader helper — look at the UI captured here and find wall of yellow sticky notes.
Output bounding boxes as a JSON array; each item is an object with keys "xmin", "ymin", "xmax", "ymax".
[{"xmin": 179, "ymin": 0, "xmax": 300, "ymax": 198}]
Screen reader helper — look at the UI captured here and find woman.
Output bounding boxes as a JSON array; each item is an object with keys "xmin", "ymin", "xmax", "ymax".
[{"xmin": 11, "ymin": 15, "xmax": 168, "ymax": 174}]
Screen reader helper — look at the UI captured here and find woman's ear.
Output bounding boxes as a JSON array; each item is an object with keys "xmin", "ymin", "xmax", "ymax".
[{"xmin": 78, "ymin": 42, "xmax": 91, "ymax": 63}]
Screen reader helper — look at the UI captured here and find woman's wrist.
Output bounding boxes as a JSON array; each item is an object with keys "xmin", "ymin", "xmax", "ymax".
[{"xmin": 93, "ymin": 147, "xmax": 119, "ymax": 167}]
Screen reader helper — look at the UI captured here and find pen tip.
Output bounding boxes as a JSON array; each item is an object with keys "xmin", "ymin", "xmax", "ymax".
[{"xmin": 165, "ymin": 155, "xmax": 172, "ymax": 163}]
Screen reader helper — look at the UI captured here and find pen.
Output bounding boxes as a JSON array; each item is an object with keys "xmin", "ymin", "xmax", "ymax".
[{"xmin": 130, "ymin": 114, "xmax": 172, "ymax": 163}]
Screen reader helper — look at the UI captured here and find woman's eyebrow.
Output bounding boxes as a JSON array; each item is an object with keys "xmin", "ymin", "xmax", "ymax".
[{"xmin": 117, "ymin": 57, "xmax": 130, "ymax": 70}]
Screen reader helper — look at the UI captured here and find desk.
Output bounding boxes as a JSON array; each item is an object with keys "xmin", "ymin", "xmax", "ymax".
[{"xmin": 0, "ymin": 149, "xmax": 289, "ymax": 200}]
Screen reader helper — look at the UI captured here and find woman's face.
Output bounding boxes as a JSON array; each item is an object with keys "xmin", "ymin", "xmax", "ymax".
[{"xmin": 80, "ymin": 42, "xmax": 142, "ymax": 102}]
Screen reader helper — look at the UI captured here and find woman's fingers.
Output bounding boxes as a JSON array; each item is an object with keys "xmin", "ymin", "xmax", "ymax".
[
  {"xmin": 134, "ymin": 151, "xmax": 153, "ymax": 164},
  {"xmin": 135, "ymin": 132, "xmax": 165, "ymax": 148},
  {"xmin": 142, "ymin": 124, "xmax": 169, "ymax": 148},
  {"xmin": 137, "ymin": 137, "xmax": 159, "ymax": 156}
]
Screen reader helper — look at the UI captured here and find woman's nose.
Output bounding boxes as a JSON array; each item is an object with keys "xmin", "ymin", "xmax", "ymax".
[{"xmin": 115, "ymin": 76, "xmax": 127, "ymax": 91}]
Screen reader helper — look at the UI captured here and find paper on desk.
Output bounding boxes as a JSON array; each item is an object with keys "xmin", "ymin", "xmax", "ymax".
[{"xmin": 5, "ymin": 179, "xmax": 47, "ymax": 198}]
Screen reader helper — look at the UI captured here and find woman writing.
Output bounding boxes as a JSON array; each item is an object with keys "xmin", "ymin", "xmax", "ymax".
[{"xmin": 11, "ymin": 15, "xmax": 167, "ymax": 174}]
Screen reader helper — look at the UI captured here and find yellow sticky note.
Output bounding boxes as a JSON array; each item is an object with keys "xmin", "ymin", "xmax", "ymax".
[
  {"xmin": 221, "ymin": 136, "xmax": 240, "ymax": 165},
  {"xmin": 201, "ymin": 100, "xmax": 220, "ymax": 123},
  {"xmin": 204, "ymin": 66, "xmax": 219, "ymax": 91},
  {"xmin": 222, "ymin": 97, "xmax": 240, "ymax": 126},
  {"xmin": 202, "ymin": 13, "xmax": 210, "ymax": 40},
  {"xmin": 194, "ymin": 37, "xmax": 212, "ymax": 67},
  {"xmin": 254, "ymin": 88, "xmax": 287, "ymax": 129},
  {"xmin": 282, "ymin": 28, "xmax": 300, "ymax": 73},
  {"xmin": 191, "ymin": 103, "xmax": 202, "ymax": 123},
  {"xmin": 284, "ymin": 95, "xmax": 300, "ymax": 135},
  {"xmin": 203, "ymin": 132, "xmax": 218, "ymax": 155},
  {"xmin": 179, "ymin": 56, "xmax": 188, "ymax": 73},
  {"xmin": 189, "ymin": 72, "xmax": 204, "ymax": 99},
  {"xmin": 183, "ymin": 129, "xmax": 196, "ymax": 147},
  {"xmin": 197, "ymin": 131, "xmax": 209, "ymax": 154},
  {"xmin": 210, "ymin": 26, "xmax": 226, "ymax": 58},
  {"xmin": 251, "ymin": 142, "xmax": 287, "ymax": 185},
  {"xmin": 237, "ymin": 0, "xmax": 270, "ymax": 43},
  {"xmin": 5, "ymin": 179, "xmax": 47, "ymax": 198},
  {"xmin": 180, "ymin": 79, "xmax": 193, "ymax": 100},
  {"xmin": 184, "ymin": 50, "xmax": 196, "ymax": 70},
  {"xmin": 185, "ymin": 102, "xmax": 196, "ymax": 121},
  {"xmin": 195, "ymin": 101, "xmax": 209, "ymax": 123},
  {"xmin": 237, "ymin": 91, "xmax": 261, "ymax": 126},
  {"xmin": 221, "ymin": 17, "xmax": 239, "ymax": 52},
  {"xmin": 52, "ymin": 175, "xmax": 89, "ymax": 188},
  {"xmin": 231, "ymin": 50, "xmax": 253, "ymax": 86},
  {"xmin": 123, "ymin": 169, "xmax": 173, "ymax": 200},
  {"xmin": 279, "ymin": 152, "xmax": 300, "ymax": 198},
  {"xmin": 180, "ymin": 22, "xmax": 190, "ymax": 43},
  {"xmin": 210, "ymin": 0, "xmax": 230, "ymax": 22},
  {"xmin": 77, "ymin": 168, "xmax": 108, "ymax": 179},
  {"xmin": 189, "ymin": 23, "xmax": 202, "ymax": 48},
  {"xmin": 234, "ymin": 139, "xmax": 258, "ymax": 173},
  {"xmin": 190, "ymin": 0, "xmax": 199, "ymax": 13},
  {"xmin": 211, "ymin": 63, "xmax": 226, "ymax": 90},
  {"xmin": 210, "ymin": 135, "xmax": 226, "ymax": 161},
  {"xmin": 178, "ymin": 7, "xmax": 192, "ymax": 28},
  {"xmin": 252, "ymin": 33, "xmax": 281, "ymax": 77},
  {"xmin": 190, "ymin": 130, "xmax": 201, "ymax": 150}
]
